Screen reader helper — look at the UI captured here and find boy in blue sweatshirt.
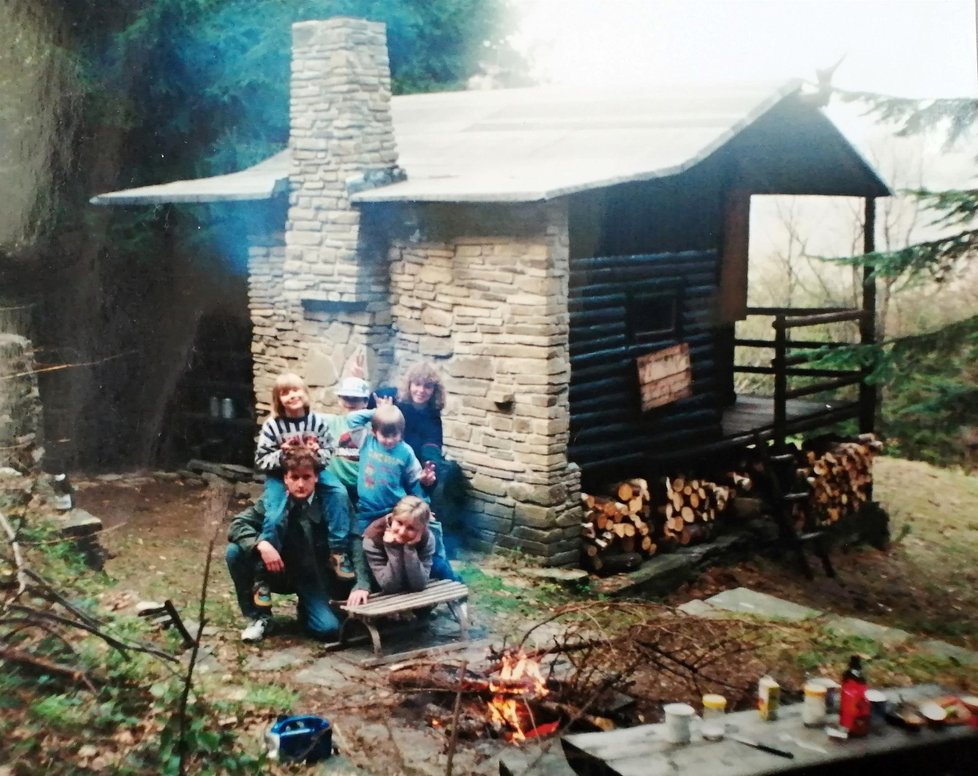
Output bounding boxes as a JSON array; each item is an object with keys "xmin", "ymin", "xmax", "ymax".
[{"xmin": 356, "ymin": 404, "xmax": 457, "ymax": 581}]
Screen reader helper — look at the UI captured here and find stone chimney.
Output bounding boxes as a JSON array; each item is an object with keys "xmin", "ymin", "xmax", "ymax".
[{"xmin": 285, "ymin": 18, "xmax": 401, "ymax": 306}]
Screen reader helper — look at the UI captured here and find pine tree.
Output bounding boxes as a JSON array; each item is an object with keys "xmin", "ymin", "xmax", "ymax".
[{"xmin": 832, "ymin": 90, "xmax": 978, "ymax": 465}]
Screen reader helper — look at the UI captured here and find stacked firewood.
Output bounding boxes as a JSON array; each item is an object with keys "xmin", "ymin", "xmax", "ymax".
[
  {"xmin": 794, "ymin": 434, "xmax": 882, "ymax": 527},
  {"xmin": 659, "ymin": 476, "xmax": 732, "ymax": 549},
  {"xmin": 581, "ymin": 474, "xmax": 743, "ymax": 572},
  {"xmin": 580, "ymin": 479, "xmax": 656, "ymax": 573}
]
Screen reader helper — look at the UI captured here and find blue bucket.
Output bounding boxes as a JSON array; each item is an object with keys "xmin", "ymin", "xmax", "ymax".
[{"xmin": 266, "ymin": 715, "xmax": 333, "ymax": 762}]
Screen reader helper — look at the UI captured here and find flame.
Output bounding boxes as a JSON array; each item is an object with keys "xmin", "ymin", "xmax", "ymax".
[{"xmin": 486, "ymin": 650, "xmax": 550, "ymax": 741}]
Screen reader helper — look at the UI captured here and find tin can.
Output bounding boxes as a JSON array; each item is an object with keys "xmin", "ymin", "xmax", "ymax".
[
  {"xmin": 807, "ymin": 676, "xmax": 840, "ymax": 713},
  {"xmin": 758, "ymin": 675, "xmax": 780, "ymax": 721}
]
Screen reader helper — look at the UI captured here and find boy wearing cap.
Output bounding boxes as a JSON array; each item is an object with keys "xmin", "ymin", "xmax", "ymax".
[{"xmin": 326, "ymin": 376, "xmax": 374, "ymax": 504}]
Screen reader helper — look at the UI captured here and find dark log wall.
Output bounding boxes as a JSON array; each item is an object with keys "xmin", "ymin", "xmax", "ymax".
[
  {"xmin": 566, "ymin": 173, "xmax": 727, "ymax": 487},
  {"xmin": 568, "ymin": 250, "xmax": 722, "ymax": 484}
]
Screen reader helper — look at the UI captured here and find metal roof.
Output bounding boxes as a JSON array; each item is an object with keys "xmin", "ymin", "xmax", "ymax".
[
  {"xmin": 90, "ymin": 81, "xmax": 889, "ymax": 206},
  {"xmin": 90, "ymin": 151, "xmax": 290, "ymax": 205}
]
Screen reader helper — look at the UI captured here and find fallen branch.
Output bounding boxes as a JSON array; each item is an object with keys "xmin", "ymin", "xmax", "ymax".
[
  {"xmin": 444, "ymin": 659, "xmax": 468, "ymax": 776},
  {"xmin": 0, "ymin": 510, "xmax": 28, "ymax": 595},
  {"xmin": 0, "ymin": 643, "xmax": 98, "ymax": 691},
  {"xmin": 24, "ymin": 568, "xmax": 105, "ymax": 628},
  {"xmin": 7, "ymin": 603, "xmax": 178, "ymax": 663},
  {"xmin": 177, "ymin": 483, "xmax": 231, "ymax": 776}
]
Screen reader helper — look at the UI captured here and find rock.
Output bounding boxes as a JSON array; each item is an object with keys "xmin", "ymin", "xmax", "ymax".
[
  {"xmin": 245, "ymin": 646, "xmax": 315, "ymax": 672},
  {"xmin": 524, "ymin": 566, "xmax": 589, "ymax": 590},
  {"xmin": 59, "ymin": 508, "xmax": 102, "ymax": 538},
  {"xmin": 187, "ymin": 460, "xmax": 256, "ymax": 482}
]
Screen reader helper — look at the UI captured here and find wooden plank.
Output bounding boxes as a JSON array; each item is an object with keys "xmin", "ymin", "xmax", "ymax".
[
  {"xmin": 636, "ymin": 343, "xmax": 692, "ymax": 411},
  {"xmin": 341, "ymin": 581, "xmax": 468, "ymax": 616},
  {"xmin": 561, "ymin": 687, "xmax": 978, "ymax": 776}
]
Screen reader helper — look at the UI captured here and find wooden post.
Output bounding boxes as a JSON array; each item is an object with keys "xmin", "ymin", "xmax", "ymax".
[
  {"xmin": 859, "ymin": 197, "xmax": 877, "ymax": 435},
  {"xmin": 773, "ymin": 314, "xmax": 787, "ymax": 449}
]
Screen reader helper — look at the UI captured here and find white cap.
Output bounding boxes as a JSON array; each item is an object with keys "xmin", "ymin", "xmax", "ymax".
[{"xmin": 336, "ymin": 377, "xmax": 370, "ymax": 399}]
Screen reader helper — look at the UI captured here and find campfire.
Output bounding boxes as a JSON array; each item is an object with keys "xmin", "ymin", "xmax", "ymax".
[
  {"xmin": 486, "ymin": 650, "xmax": 553, "ymax": 741},
  {"xmin": 388, "ymin": 604, "xmax": 769, "ymax": 745},
  {"xmin": 390, "ymin": 648, "xmax": 589, "ymax": 742}
]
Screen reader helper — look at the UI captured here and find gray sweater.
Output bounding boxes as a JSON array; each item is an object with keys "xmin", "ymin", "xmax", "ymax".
[{"xmin": 361, "ymin": 517, "xmax": 434, "ymax": 594}]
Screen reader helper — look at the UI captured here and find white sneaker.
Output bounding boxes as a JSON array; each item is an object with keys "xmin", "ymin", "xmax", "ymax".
[{"xmin": 241, "ymin": 617, "xmax": 270, "ymax": 643}]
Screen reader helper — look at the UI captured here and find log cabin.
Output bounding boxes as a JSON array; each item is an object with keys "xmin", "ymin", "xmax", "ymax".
[{"xmin": 92, "ymin": 17, "xmax": 890, "ymax": 565}]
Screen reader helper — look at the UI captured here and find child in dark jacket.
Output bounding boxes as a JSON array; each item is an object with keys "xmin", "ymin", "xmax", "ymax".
[{"xmin": 396, "ymin": 361, "xmax": 469, "ymax": 550}]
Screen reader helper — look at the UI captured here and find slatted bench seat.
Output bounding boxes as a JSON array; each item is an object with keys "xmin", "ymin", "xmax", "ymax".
[{"xmin": 338, "ymin": 579, "xmax": 470, "ymax": 655}]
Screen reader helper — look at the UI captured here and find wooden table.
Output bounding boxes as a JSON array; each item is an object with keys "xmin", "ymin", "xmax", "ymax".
[{"xmin": 562, "ymin": 686, "xmax": 978, "ymax": 776}]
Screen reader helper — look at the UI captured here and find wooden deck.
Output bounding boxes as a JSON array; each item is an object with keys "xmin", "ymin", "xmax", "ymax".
[
  {"xmin": 642, "ymin": 394, "xmax": 860, "ymax": 466},
  {"xmin": 722, "ymin": 395, "xmax": 859, "ymax": 439}
]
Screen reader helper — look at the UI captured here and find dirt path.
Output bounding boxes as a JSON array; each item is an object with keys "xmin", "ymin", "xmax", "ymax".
[{"xmin": 73, "ymin": 455, "xmax": 978, "ymax": 773}]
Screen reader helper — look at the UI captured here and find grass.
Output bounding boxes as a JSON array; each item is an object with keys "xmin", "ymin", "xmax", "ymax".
[{"xmin": 750, "ymin": 617, "xmax": 977, "ymax": 696}]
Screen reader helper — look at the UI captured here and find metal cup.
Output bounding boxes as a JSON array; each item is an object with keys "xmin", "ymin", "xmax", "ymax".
[{"xmin": 663, "ymin": 703, "xmax": 695, "ymax": 744}]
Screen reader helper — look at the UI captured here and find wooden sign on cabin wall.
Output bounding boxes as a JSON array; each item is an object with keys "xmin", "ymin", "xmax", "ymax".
[{"xmin": 636, "ymin": 343, "xmax": 692, "ymax": 411}]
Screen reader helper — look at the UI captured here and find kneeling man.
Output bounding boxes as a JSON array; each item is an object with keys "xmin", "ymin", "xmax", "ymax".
[{"xmin": 226, "ymin": 447, "xmax": 370, "ymax": 642}]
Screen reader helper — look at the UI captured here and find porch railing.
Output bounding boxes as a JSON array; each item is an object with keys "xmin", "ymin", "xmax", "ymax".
[{"xmin": 733, "ymin": 306, "xmax": 871, "ymax": 447}]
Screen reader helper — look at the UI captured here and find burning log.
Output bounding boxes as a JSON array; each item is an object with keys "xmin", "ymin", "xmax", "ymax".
[{"xmin": 390, "ymin": 649, "xmax": 572, "ymax": 743}]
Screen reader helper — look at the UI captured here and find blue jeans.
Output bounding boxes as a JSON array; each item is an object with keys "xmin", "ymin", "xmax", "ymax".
[
  {"xmin": 224, "ymin": 542, "xmax": 340, "ymax": 640},
  {"xmin": 262, "ymin": 470, "xmax": 352, "ymax": 553}
]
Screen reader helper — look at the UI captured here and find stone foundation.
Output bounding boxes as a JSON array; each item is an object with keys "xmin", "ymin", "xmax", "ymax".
[{"xmin": 0, "ymin": 334, "xmax": 43, "ymax": 473}]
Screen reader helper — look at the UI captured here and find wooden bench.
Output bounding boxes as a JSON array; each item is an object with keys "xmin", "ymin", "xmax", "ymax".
[{"xmin": 338, "ymin": 579, "xmax": 470, "ymax": 655}]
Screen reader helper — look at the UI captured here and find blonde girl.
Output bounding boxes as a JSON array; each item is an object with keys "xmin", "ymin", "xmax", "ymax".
[{"xmin": 361, "ymin": 496, "xmax": 435, "ymax": 594}]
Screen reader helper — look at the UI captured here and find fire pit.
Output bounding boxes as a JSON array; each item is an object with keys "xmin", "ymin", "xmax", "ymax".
[{"xmin": 387, "ymin": 604, "xmax": 769, "ymax": 745}]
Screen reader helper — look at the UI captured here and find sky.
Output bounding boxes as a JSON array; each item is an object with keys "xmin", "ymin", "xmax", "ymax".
[{"xmin": 514, "ymin": 0, "xmax": 977, "ymax": 98}]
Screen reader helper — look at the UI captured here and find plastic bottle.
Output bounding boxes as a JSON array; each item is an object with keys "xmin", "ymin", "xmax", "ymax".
[
  {"xmin": 839, "ymin": 655, "xmax": 870, "ymax": 737},
  {"xmin": 52, "ymin": 473, "xmax": 74, "ymax": 511}
]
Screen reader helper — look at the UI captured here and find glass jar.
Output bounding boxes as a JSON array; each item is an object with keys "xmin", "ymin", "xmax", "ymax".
[
  {"xmin": 803, "ymin": 681, "xmax": 828, "ymax": 727},
  {"xmin": 702, "ymin": 694, "xmax": 727, "ymax": 719}
]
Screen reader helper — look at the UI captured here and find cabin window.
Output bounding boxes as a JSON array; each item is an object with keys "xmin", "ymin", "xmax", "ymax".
[{"xmin": 627, "ymin": 291, "xmax": 679, "ymax": 343}]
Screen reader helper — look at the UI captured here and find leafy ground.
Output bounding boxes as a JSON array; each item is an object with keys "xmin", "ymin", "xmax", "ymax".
[{"xmin": 3, "ymin": 455, "xmax": 978, "ymax": 773}]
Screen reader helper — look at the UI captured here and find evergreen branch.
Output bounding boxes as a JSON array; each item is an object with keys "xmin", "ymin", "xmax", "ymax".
[
  {"xmin": 824, "ymin": 230, "xmax": 978, "ymax": 282},
  {"xmin": 834, "ymin": 89, "xmax": 978, "ymax": 149}
]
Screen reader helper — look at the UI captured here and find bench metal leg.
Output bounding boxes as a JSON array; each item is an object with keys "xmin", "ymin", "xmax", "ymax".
[
  {"xmin": 340, "ymin": 615, "xmax": 384, "ymax": 655},
  {"xmin": 447, "ymin": 599, "xmax": 470, "ymax": 641}
]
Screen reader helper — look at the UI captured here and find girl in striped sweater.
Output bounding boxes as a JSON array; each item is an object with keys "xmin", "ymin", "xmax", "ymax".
[{"xmin": 254, "ymin": 373, "xmax": 355, "ymax": 583}]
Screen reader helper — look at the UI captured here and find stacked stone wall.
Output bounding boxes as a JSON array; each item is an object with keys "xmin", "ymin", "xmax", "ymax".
[
  {"xmin": 248, "ymin": 230, "xmax": 390, "ymax": 416},
  {"xmin": 285, "ymin": 18, "xmax": 398, "ymax": 306},
  {"xmin": 0, "ymin": 334, "xmax": 43, "ymax": 473},
  {"xmin": 387, "ymin": 202, "xmax": 582, "ymax": 565}
]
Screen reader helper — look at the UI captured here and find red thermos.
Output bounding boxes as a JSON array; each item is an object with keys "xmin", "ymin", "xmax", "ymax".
[{"xmin": 839, "ymin": 655, "xmax": 870, "ymax": 736}]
